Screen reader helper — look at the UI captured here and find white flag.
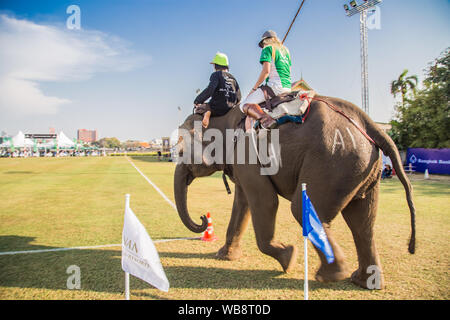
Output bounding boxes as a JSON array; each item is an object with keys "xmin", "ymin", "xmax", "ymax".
[{"xmin": 121, "ymin": 204, "xmax": 169, "ymax": 292}]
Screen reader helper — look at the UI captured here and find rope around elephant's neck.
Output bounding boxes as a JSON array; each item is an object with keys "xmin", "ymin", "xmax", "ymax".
[{"xmin": 299, "ymin": 93, "xmax": 378, "ymax": 147}]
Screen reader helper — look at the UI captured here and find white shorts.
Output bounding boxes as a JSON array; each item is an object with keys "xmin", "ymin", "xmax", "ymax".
[{"xmin": 239, "ymin": 85, "xmax": 291, "ymax": 112}]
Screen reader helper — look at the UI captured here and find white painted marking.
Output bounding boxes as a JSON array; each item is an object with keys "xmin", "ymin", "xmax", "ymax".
[
  {"xmin": 0, "ymin": 244, "xmax": 121, "ymax": 256},
  {"xmin": 346, "ymin": 127, "xmax": 357, "ymax": 149},
  {"xmin": 332, "ymin": 128, "xmax": 345, "ymax": 155},
  {"xmin": 0, "ymin": 237, "xmax": 201, "ymax": 256},
  {"xmin": 126, "ymin": 156, "xmax": 177, "ymax": 211}
]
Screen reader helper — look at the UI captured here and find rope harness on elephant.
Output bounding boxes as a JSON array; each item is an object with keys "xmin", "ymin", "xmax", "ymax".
[
  {"xmin": 298, "ymin": 93, "xmax": 379, "ymax": 148},
  {"xmin": 222, "ymin": 93, "xmax": 379, "ymax": 194},
  {"xmin": 243, "ymin": 92, "xmax": 379, "ymax": 176}
]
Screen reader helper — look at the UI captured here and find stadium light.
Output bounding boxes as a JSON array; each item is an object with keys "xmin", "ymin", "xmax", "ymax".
[
  {"xmin": 345, "ymin": 0, "xmax": 381, "ymax": 17},
  {"xmin": 344, "ymin": 0, "xmax": 382, "ymax": 116}
]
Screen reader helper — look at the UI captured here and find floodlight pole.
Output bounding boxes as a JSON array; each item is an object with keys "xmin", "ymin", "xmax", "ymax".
[
  {"xmin": 345, "ymin": 0, "xmax": 381, "ymax": 117},
  {"xmin": 360, "ymin": 9, "xmax": 369, "ymax": 116}
]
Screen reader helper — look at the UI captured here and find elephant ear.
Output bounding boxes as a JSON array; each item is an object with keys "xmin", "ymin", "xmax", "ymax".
[
  {"xmin": 179, "ymin": 113, "xmax": 202, "ymax": 133},
  {"xmin": 201, "ymin": 128, "xmax": 224, "ymax": 167}
]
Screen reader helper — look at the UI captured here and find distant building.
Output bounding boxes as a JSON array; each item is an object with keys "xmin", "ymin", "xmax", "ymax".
[
  {"xmin": 77, "ymin": 129, "xmax": 98, "ymax": 143},
  {"xmin": 291, "ymin": 78, "xmax": 313, "ymax": 91},
  {"xmin": 162, "ymin": 137, "xmax": 170, "ymax": 152},
  {"xmin": 25, "ymin": 133, "xmax": 57, "ymax": 143},
  {"xmin": 151, "ymin": 138, "xmax": 162, "ymax": 147},
  {"xmin": 139, "ymin": 142, "xmax": 150, "ymax": 149}
]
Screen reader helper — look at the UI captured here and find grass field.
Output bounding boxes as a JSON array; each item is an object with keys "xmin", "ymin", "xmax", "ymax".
[{"xmin": 0, "ymin": 156, "xmax": 449, "ymax": 300}]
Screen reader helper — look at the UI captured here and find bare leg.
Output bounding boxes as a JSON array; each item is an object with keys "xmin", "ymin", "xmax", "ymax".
[{"xmin": 202, "ymin": 111, "xmax": 211, "ymax": 128}]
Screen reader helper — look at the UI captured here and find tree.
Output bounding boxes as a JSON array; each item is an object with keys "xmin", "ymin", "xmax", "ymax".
[
  {"xmin": 389, "ymin": 48, "xmax": 450, "ymax": 150},
  {"xmin": 390, "ymin": 69, "xmax": 418, "ymax": 106},
  {"xmin": 424, "ymin": 47, "xmax": 450, "ymax": 94},
  {"xmin": 97, "ymin": 137, "xmax": 121, "ymax": 149},
  {"xmin": 122, "ymin": 140, "xmax": 140, "ymax": 150}
]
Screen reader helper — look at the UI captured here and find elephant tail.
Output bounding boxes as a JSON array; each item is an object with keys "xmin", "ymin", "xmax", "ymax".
[{"xmin": 365, "ymin": 119, "xmax": 416, "ymax": 254}]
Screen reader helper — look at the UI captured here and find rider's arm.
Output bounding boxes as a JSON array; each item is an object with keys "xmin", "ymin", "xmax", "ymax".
[
  {"xmin": 194, "ymin": 71, "xmax": 220, "ymax": 104},
  {"xmin": 251, "ymin": 61, "xmax": 271, "ymax": 91}
]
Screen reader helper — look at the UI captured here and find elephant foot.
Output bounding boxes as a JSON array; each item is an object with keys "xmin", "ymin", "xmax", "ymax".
[
  {"xmin": 351, "ymin": 269, "xmax": 385, "ymax": 290},
  {"xmin": 315, "ymin": 261, "xmax": 351, "ymax": 283},
  {"xmin": 216, "ymin": 245, "xmax": 242, "ymax": 261},
  {"xmin": 279, "ymin": 245, "xmax": 298, "ymax": 273}
]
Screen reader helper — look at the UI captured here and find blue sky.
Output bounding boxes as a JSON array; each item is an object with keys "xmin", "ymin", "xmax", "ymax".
[{"xmin": 0, "ymin": 0, "xmax": 449, "ymax": 141}]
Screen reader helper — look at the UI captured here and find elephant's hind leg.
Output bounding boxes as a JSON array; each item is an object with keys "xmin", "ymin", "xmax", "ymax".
[
  {"xmin": 291, "ymin": 185, "xmax": 351, "ymax": 283},
  {"xmin": 312, "ymin": 225, "xmax": 351, "ymax": 283},
  {"xmin": 341, "ymin": 184, "xmax": 385, "ymax": 289}
]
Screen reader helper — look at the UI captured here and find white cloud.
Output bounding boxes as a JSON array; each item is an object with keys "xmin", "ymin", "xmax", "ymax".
[{"xmin": 0, "ymin": 14, "xmax": 150, "ymax": 115}]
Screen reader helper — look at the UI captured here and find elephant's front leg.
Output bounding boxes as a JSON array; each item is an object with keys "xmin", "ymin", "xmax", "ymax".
[
  {"xmin": 217, "ymin": 184, "xmax": 251, "ymax": 261},
  {"xmin": 238, "ymin": 170, "xmax": 298, "ymax": 273}
]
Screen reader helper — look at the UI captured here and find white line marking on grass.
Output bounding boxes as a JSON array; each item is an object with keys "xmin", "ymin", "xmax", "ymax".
[
  {"xmin": 154, "ymin": 236, "xmax": 201, "ymax": 243},
  {"xmin": 0, "ymin": 243, "xmax": 121, "ymax": 256},
  {"xmin": 125, "ymin": 156, "xmax": 177, "ymax": 211},
  {"xmin": 0, "ymin": 237, "xmax": 201, "ymax": 256}
]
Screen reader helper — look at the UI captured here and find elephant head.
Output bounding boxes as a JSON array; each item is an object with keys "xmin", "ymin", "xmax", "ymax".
[{"xmin": 173, "ymin": 114, "xmax": 226, "ymax": 233}]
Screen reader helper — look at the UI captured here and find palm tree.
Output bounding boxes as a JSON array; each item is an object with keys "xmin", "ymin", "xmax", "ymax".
[{"xmin": 391, "ymin": 69, "xmax": 418, "ymax": 106}]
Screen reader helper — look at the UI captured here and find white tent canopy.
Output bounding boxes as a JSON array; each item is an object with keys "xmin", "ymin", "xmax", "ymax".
[
  {"xmin": 0, "ymin": 131, "xmax": 34, "ymax": 149},
  {"xmin": 57, "ymin": 131, "xmax": 75, "ymax": 148},
  {"xmin": 11, "ymin": 131, "xmax": 34, "ymax": 148},
  {"xmin": 1, "ymin": 131, "xmax": 76, "ymax": 149},
  {"xmin": 1, "ymin": 131, "xmax": 85, "ymax": 150}
]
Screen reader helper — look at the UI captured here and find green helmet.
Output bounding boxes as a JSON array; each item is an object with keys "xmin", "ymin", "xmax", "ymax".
[{"xmin": 210, "ymin": 52, "xmax": 229, "ymax": 67}]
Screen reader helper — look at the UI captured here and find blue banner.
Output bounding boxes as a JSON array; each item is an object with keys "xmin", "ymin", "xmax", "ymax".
[
  {"xmin": 406, "ymin": 148, "xmax": 450, "ymax": 174},
  {"xmin": 302, "ymin": 189, "xmax": 335, "ymax": 264}
]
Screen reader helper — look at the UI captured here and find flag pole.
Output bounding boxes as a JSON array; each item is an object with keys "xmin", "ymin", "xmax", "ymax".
[
  {"xmin": 125, "ymin": 272, "xmax": 130, "ymax": 300},
  {"xmin": 304, "ymin": 237, "xmax": 308, "ymax": 300},
  {"xmin": 125, "ymin": 194, "xmax": 131, "ymax": 300},
  {"xmin": 302, "ymin": 183, "xmax": 309, "ymax": 300}
]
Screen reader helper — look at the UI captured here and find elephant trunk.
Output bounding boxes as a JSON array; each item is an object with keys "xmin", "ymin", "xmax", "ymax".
[{"xmin": 174, "ymin": 164, "xmax": 208, "ymax": 233}]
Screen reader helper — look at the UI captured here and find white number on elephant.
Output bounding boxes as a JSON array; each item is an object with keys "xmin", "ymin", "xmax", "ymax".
[{"xmin": 332, "ymin": 127, "xmax": 359, "ymax": 155}]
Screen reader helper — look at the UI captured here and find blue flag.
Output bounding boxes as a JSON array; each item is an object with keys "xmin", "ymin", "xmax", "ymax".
[{"xmin": 302, "ymin": 189, "xmax": 335, "ymax": 264}]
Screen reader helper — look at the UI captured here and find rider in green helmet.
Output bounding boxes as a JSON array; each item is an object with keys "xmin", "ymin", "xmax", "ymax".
[{"xmin": 194, "ymin": 52, "xmax": 241, "ymax": 128}]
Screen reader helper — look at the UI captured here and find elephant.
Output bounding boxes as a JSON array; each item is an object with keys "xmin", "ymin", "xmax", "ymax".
[{"xmin": 173, "ymin": 95, "xmax": 416, "ymax": 289}]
